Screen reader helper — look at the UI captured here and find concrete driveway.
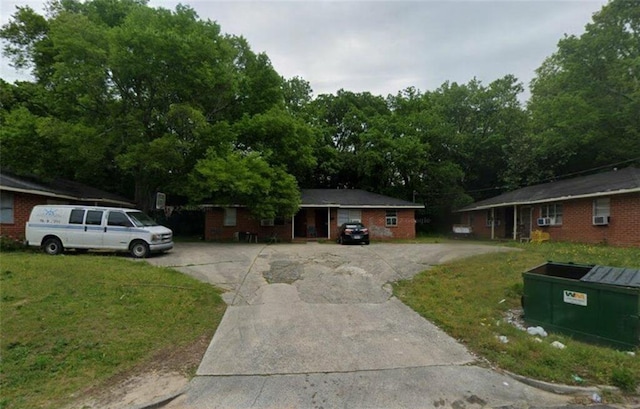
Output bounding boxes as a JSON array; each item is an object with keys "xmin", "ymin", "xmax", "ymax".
[{"xmin": 148, "ymin": 242, "xmax": 571, "ymax": 409}]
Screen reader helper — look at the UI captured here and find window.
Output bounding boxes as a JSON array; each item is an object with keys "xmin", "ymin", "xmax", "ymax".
[
  {"xmin": 540, "ymin": 204, "xmax": 563, "ymax": 225},
  {"xmin": 593, "ymin": 198, "xmax": 610, "ymax": 218},
  {"xmin": 127, "ymin": 211, "xmax": 158, "ymax": 227},
  {"xmin": 260, "ymin": 218, "xmax": 274, "ymax": 227},
  {"xmin": 223, "ymin": 208, "xmax": 237, "ymax": 226},
  {"xmin": 0, "ymin": 192, "xmax": 14, "ymax": 224},
  {"xmin": 385, "ymin": 210, "xmax": 398, "ymax": 226},
  {"xmin": 85, "ymin": 210, "xmax": 103, "ymax": 225},
  {"xmin": 108, "ymin": 212, "xmax": 132, "ymax": 227},
  {"xmin": 69, "ymin": 209, "xmax": 85, "ymax": 224},
  {"xmin": 337, "ymin": 209, "xmax": 361, "ymax": 226},
  {"xmin": 486, "ymin": 210, "xmax": 501, "ymax": 227}
]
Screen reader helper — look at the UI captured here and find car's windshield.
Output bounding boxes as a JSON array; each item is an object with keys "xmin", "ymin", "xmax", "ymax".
[
  {"xmin": 127, "ymin": 211, "xmax": 159, "ymax": 227},
  {"xmin": 345, "ymin": 224, "xmax": 363, "ymax": 229}
]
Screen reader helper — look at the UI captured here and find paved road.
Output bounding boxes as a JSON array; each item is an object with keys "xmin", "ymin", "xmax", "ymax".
[{"xmin": 147, "ymin": 242, "xmax": 571, "ymax": 409}]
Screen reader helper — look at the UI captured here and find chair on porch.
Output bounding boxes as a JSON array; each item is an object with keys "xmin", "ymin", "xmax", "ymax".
[
  {"xmin": 516, "ymin": 224, "xmax": 530, "ymax": 243},
  {"xmin": 267, "ymin": 230, "xmax": 279, "ymax": 244}
]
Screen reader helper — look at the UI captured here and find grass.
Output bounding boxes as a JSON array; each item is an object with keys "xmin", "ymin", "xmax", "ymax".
[
  {"xmin": 0, "ymin": 252, "xmax": 226, "ymax": 409},
  {"xmin": 2, "ymin": 240, "xmax": 638, "ymax": 406},
  {"xmin": 393, "ymin": 241, "xmax": 640, "ymax": 394}
]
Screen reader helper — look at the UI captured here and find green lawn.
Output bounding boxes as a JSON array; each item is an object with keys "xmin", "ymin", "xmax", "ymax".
[
  {"xmin": 394, "ymin": 241, "xmax": 640, "ymax": 396},
  {"xmin": 0, "ymin": 253, "xmax": 226, "ymax": 409}
]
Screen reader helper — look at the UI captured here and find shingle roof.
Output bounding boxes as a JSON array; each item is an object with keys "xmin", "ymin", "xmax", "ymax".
[
  {"xmin": 0, "ymin": 171, "xmax": 134, "ymax": 206},
  {"xmin": 458, "ymin": 167, "xmax": 640, "ymax": 212},
  {"xmin": 301, "ymin": 189, "xmax": 424, "ymax": 208}
]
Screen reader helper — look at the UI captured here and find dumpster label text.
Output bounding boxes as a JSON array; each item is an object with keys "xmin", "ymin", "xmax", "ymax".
[{"xmin": 563, "ymin": 290, "xmax": 587, "ymax": 306}]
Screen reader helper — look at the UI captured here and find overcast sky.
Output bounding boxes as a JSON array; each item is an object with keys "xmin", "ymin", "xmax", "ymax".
[{"xmin": 1, "ymin": 0, "xmax": 608, "ymax": 101}]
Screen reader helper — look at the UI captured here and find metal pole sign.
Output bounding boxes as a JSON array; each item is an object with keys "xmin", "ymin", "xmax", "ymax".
[{"xmin": 155, "ymin": 192, "xmax": 166, "ymax": 210}]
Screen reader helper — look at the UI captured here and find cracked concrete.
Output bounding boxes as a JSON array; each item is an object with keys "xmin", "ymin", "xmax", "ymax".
[{"xmin": 147, "ymin": 242, "xmax": 572, "ymax": 409}]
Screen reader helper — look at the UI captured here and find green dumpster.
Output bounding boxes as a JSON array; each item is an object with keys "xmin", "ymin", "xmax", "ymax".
[{"xmin": 522, "ymin": 262, "xmax": 640, "ymax": 349}]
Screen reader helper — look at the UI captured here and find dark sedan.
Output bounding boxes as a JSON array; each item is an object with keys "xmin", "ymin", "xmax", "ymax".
[{"xmin": 338, "ymin": 222, "xmax": 370, "ymax": 245}]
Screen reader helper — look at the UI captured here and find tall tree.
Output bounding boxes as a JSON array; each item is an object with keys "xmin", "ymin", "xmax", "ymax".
[
  {"xmin": 282, "ymin": 76, "xmax": 313, "ymax": 115},
  {"xmin": 188, "ymin": 148, "xmax": 301, "ymax": 219},
  {"xmin": 426, "ymin": 76, "xmax": 527, "ymax": 200},
  {"xmin": 304, "ymin": 90, "xmax": 390, "ymax": 189},
  {"xmin": 1, "ymin": 0, "xmax": 304, "ymax": 212},
  {"xmin": 528, "ymin": 0, "xmax": 640, "ymax": 179}
]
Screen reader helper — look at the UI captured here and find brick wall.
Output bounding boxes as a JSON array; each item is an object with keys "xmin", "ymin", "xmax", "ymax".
[
  {"xmin": 531, "ymin": 193, "xmax": 640, "ymax": 247},
  {"xmin": 327, "ymin": 209, "xmax": 416, "ymax": 240},
  {"xmin": 463, "ymin": 208, "xmax": 507, "ymax": 239},
  {"xmin": 205, "ymin": 207, "xmax": 418, "ymax": 242},
  {"xmin": 204, "ymin": 208, "xmax": 291, "ymax": 242},
  {"xmin": 460, "ymin": 192, "xmax": 639, "ymax": 247},
  {"xmin": 610, "ymin": 193, "xmax": 640, "ymax": 247},
  {"xmin": 360, "ymin": 209, "xmax": 416, "ymax": 240},
  {"xmin": 0, "ymin": 192, "xmax": 48, "ymax": 240}
]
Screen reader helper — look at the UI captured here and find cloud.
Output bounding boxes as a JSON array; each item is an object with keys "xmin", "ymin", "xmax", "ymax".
[{"xmin": 1, "ymin": 0, "xmax": 608, "ymax": 101}]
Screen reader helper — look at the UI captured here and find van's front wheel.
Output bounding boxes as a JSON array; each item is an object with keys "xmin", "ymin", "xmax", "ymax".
[
  {"xmin": 130, "ymin": 241, "xmax": 150, "ymax": 258},
  {"xmin": 43, "ymin": 237, "xmax": 63, "ymax": 255}
]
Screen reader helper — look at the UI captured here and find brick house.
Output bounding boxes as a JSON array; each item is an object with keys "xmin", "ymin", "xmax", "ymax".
[
  {"xmin": 0, "ymin": 171, "xmax": 134, "ymax": 240},
  {"xmin": 203, "ymin": 189, "xmax": 424, "ymax": 242},
  {"xmin": 455, "ymin": 167, "xmax": 640, "ymax": 247}
]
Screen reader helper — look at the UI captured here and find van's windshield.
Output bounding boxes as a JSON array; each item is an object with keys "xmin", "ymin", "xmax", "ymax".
[{"xmin": 127, "ymin": 211, "xmax": 159, "ymax": 227}]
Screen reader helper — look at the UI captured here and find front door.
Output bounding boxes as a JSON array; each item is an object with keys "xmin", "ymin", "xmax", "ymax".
[
  {"xmin": 519, "ymin": 207, "xmax": 532, "ymax": 239},
  {"xmin": 315, "ymin": 209, "xmax": 328, "ymax": 238}
]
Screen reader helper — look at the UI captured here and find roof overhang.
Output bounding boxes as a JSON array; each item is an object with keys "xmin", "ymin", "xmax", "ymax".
[
  {"xmin": 200, "ymin": 204, "xmax": 246, "ymax": 208},
  {"xmin": 301, "ymin": 204, "xmax": 424, "ymax": 209},
  {"xmin": 201, "ymin": 203, "xmax": 424, "ymax": 210},
  {"xmin": 1, "ymin": 185, "xmax": 135, "ymax": 207},
  {"xmin": 457, "ymin": 187, "xmax": 640, "ymax": 212}
]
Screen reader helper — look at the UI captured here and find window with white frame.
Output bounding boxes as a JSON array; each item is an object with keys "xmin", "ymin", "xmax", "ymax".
[
  {"xmin": 385, "ymin": 210, "xmax": 398, "ymax": 226},
  {"xmin": 337, "ymin": 209, "xmax": 361, "ymax": 226},
  {"xmin": 223, "ymin": 208, "xmax": 237, "ymax": 226},
  {"xmin": 0, "ymin": 192, "xmax": 14, "ymax": 224},
  {"xmin": 593, "ymin": 198, "xmax": 610, "ymax": 218},
  {"xmin": 540, "ymin": 203, "xmax": 563, "ymax": 225}
]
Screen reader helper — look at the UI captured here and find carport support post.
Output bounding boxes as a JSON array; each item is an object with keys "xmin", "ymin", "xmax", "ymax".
[
  {"xmin": 327, "ymin": 207, "xmax": 331, "ymax": 240},
  {"xmin": 291, "ymin": 215, "xmax": 295, "ymax": 241},
  {"xmin": 513, "ymin": 205, "xmax": 518, "ymax": 241}
]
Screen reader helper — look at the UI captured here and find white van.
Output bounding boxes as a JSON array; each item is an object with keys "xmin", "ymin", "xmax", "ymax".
[{"xmin": 25, "ymin": 205, "xmax": 173, "ymax": 258}]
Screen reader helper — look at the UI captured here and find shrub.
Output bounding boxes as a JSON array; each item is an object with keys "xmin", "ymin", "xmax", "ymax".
[
  {"xmin": 0, "ymin": 235, "xmax": 26, "ymax": 252},
  {"xmin": 610, "ymin": 366, "xmax": 638, "ymax": 393}
]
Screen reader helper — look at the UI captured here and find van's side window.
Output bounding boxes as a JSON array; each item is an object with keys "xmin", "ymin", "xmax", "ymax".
[
  {"xmin": 108, "ymin": 212, "xmax": 131, "ymax": 227},
  {"xmin": 86, "ymin": 210, "xmax": 103, "ymax": 225},
  {"xmin": 69, "ymin": 209, "xmax": 85, "ymax": 224}
]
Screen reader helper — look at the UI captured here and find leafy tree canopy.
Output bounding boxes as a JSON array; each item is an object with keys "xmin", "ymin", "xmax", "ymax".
[
  {"xmin": 528, "ymin": 0, "xmax": 640, "ymax": 179},
  {"xmin": 1, "ymin": 0, "xmax": 309, "ymax": 214}
]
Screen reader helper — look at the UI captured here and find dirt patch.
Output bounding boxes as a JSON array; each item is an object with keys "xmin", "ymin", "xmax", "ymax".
[
  {"xmin": 67, "ymin": 333, "xmax": 211, "ymax": 409},
  {"xmin": 263, "ymin": 259, "xmax": 304, "ymax": 284}
]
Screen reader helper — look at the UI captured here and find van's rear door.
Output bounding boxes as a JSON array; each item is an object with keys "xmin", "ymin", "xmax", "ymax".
[{"xmin": 65, "ymin": 209, "xmax": 105, "ymax": 248}]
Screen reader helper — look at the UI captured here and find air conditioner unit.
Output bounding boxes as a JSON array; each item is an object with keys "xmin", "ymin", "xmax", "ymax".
[
  {"xmin": 537, "ymin": 217, "xmax": 551, "ymax": 227},
  {"xmin": 593, "ymin": 216, "xmax": 609, "ymax": 226}
]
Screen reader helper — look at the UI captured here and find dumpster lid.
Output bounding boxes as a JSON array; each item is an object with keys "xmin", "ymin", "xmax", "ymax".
[{"xmin": 580, "ymin": 265, "xmax": 640, "ymax": 288}]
